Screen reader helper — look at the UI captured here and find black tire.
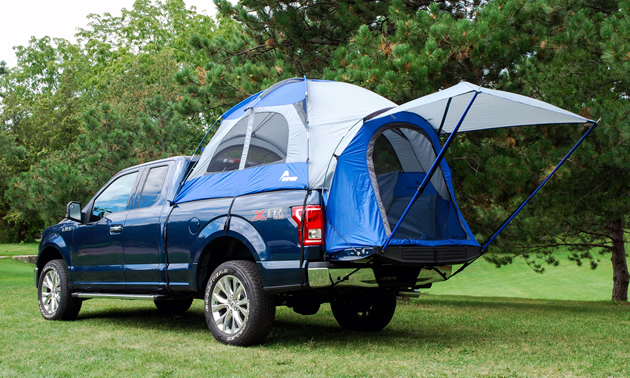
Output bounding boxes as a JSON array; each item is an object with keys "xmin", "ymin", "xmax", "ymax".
[
  {"xmin": 204, "ymin": 260, "xmax": 275, "ymax": 346},
  {"xmin": 331, "ymin": 290, "xmax": 397, "ymax": 332},
  {"xmin": 38, "ymin": 259, "xmax": 82, "ymax": 321},
  {"xmin": 154, "ymin": 297, "xmax": 194, "ymax": 314}
]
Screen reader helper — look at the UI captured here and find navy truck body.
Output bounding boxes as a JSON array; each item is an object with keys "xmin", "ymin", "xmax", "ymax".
[{"xmin": 35, "ymin": 155, "xmax": 450, "ymax": 346}]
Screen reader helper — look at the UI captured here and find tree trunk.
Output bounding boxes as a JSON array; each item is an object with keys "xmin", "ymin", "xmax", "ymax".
[{"xmin": 610, "ymin": 218, "xmax": 629, "ymax": 302}]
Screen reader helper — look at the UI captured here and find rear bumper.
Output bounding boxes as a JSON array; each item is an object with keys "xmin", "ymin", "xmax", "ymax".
[
  {"xmin": 379, "ymin": 245, "xmax": 482, "ymax": 265},
  {"xmin": 307, "ymin": 261, "xmax": 451, "ymax": 289}
]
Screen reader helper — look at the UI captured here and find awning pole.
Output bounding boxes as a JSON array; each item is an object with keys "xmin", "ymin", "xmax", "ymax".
[
  {"xmin": 382, "ymin": 91, "xmax": 479, "ymax": 250},
  {"xmin": 481, "ymin": 121, "xmax": 598, "ymax": 252}
]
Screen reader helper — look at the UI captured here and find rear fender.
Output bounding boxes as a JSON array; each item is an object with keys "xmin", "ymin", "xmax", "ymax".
[
  {"xmin": 175, "ymin": 216, "xmax": 267, "ymax": 292},
  {"xmin": 191, "ymin": 216, "xmax": 265, "ymax": 265},
  {"xmin": 224, "ymin": 216, "xmax": 267, "ymax": 261}
]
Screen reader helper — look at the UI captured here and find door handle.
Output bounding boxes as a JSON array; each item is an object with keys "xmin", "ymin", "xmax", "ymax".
[{"xmin": 110, "ymin": 225, "xmax": 123, "ymax": 233}]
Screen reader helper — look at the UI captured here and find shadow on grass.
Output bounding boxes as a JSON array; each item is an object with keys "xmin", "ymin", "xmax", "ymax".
[
  {"xmin": 70, "ymin": 295, "xmax": 626, "ymax": 348},
  {"xmin": 77, "ymin": 307, "xmax": 210, "ymax": 334},
  {"xmin": 76, "ymin": 306, "xmax": 447, "ymax": 347}
]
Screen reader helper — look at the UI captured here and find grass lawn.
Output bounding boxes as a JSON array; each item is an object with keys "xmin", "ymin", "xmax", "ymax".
[
  {"xmin": 425, "ymin": 253, "xmax": 622, "ymax": 301},
  {"xmin": 2, "ymin": 256, "xmax": 630, "ymax": 377},
  {"xmin": 0, "ymin": 243, "xmax": 38, "ymax": 257}
]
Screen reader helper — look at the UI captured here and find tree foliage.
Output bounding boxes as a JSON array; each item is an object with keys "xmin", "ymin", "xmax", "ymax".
[
  {"xmin": 0, "ymin": 0, "xmax": 210, "ymax": 240},
  {"xmin": 322, "ymin": 0, "xmax": 630, "ymax": 300},
  {"xmin": 174, "ymin": 0, "xmax": 483, "ymax": 118}
]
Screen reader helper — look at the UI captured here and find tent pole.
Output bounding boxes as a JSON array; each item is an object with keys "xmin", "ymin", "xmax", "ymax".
[
  {"xmin": 437, "ymin": 98, "xmax": 452, "ymax": 136},
  {"xmin": 175, "ymin": 117, "xmax": 222, "ymax": 197},
  {"xmin": 480, "ymin": 121, "xmax": 598, "ymax": 253},
  {"xmin": 382, "ymin": 91, "xmax": 479, "ymax": 250}
]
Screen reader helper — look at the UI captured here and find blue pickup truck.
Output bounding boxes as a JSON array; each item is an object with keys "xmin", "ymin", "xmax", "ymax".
[{"xmin": 35, "ymin": 79, "xmax": 594, "ymax": 346}]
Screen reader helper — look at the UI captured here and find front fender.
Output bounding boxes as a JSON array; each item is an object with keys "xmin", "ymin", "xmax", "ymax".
[{"xmin": 38, "ymin": 231, "xmax": 72, "ymax": 267}]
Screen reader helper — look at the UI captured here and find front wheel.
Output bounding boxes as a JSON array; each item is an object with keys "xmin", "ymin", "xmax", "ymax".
[
  {"xmin": 38, "ymin": 259, "xmax": 82, "ymax": 321},
  {"xmin": 204, "ymin": 260, "xmax": 275, "ymax": 346},
  {"xmin": 331, "ymin": 290, "xmax": 397, "ymax": 331}
]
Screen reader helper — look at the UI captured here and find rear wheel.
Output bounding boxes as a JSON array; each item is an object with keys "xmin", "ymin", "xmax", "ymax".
[
  {"xmin": 331, "ymin": 290, "xmax": 397, "ymax": 331},
  {"xmin": 154, "ymin": 297, "xmax": 194, "ymax": 314},
  {"xmin": 204, "ymin": 260, "xmax": 275, "ymax": 346},
  {"xmin": 38, "ymin": 259, "xmax": 82, "ymax": 320}
]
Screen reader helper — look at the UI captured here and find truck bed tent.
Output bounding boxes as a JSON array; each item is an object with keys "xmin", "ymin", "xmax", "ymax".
[
  {"xmin": 324, "ymin": 111, "xmax": 478, "ymax": 255},
  {"xmin": 324, "ymin": 82, "xmax": 594, "ymax": 259},
  {"xmin": 175, "ymin": 78, "xmax": 595, "ymax": 264},
  {"xmin": 175, "ymin": 78, "xmax": 395, "ymax": 202}
]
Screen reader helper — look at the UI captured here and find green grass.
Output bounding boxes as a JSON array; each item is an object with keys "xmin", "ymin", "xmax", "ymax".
[
  {"xmin": 424, "ymin": 253, "xmax": 624, "ymax": 301},
  {"xmin": 0, "ymin": 242, "xmax": 38, "ymax": 257},
  {"xmin": 1, "ymin": 258, "xmax": 629, "ymax": 377}
]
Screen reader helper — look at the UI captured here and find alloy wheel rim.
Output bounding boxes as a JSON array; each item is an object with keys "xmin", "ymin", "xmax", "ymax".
[
  {"xmin": 211, "ymin": 275, "xmax": 249, "ymax": 335},
  {"xmin": 41, "ymin": 269, "xmax": 61, "ymax": 314}
]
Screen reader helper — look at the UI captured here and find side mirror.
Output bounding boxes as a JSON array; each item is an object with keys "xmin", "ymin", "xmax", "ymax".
[{"xmin": 66, "ymin": 201, "xmax": 82, "ymax": 222}]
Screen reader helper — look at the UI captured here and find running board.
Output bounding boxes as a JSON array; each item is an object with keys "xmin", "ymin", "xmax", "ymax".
[{"xmin": 72, "ymin": 293, "xmax": 167, "ymax": 300}]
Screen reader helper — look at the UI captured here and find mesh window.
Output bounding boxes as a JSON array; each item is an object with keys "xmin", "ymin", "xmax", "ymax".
[
  {"xmin": 370, "ymin": 125, "xmax": 467, "ymax": 241},
  {"xmin": 244, "ymin": 112, "xmax": 288, "ymax": 167},
  {"xmin": 206, "ymin": 116, "xmax": 249, "ymax": 173},
  {"xmin": 373, "ymin": 134, "xmax": 402, "ymax": 175},
  {"xmin": 206, "ymin": 112, "xmax": 289, "ymax": 173}
]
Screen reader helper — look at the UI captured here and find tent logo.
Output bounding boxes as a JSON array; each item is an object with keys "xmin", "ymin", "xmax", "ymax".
[{"xmin": 280, "ymin": 170, "xmax": 298, "ymax": 182}]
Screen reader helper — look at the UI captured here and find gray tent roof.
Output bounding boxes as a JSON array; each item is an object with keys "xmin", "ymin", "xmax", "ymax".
[{"xmin": 376, "ymin": 82, "xmax": 592, "ymax": 133}]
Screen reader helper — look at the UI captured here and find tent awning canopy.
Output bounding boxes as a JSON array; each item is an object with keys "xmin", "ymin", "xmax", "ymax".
[{"xmin": 375, "ymin": 82, "xmax": 593, "ymax": 134}]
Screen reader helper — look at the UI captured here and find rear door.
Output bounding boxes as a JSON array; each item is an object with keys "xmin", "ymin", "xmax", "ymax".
[{"xmin": 122, "ymin": 163, "xmax": 171, "ymax": 291}]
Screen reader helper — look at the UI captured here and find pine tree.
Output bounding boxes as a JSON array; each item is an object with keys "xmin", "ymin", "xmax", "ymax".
[
  {"xmin": 174, "ymin": 0, "xmax": 482, "ymax": 118},
  {"xmin": 324, "ymin": 0, "xmax": 630, "ymax": 301}
]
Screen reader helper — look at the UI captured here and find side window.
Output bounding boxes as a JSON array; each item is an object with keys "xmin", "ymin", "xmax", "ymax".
[
  {"xmin": 373, "ymin": 134, "xmax": 402, "ymax": 175},
  {"xmin": 137, "ymin": 166, "xmax": 169, "ymax": 209},
  {"xmin": 206, "ymin": 116, "xmax": 249, "ymax": 173},
  {"xmin": 206, "ymin": 112, "xmax": 289, "ymax": 174},
  {"xmin": 91, "ymin": 172, "xmax": 139, "ymax": 221},
  {"xmin": 245, "ymin": 113, "xmax": 288, "ymax": 168}
]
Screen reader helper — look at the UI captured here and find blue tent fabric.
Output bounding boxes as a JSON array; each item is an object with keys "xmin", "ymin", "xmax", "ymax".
[
  {"xmin": 325, "ymin": 111, "xmax": 479, "ymax": 256},
  {"xmin": 222, "ymin": 91, "xmax": 262, "ymax": 120},
  {"xmin": 222, "ymin": 78, "xmax": 328, "ymax": 120},
  {"xmin": 177, "ymin": 79, "xmax": 480, "ymax": 258},
  {"xmin": 175, "ymin": 162, "xmax": 308, "ymax": 202}
]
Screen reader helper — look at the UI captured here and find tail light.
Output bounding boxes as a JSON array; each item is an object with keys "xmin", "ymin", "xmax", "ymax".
[{"xmin": 291, "ymin": 205, "xmax": 323, "ymax": 246}]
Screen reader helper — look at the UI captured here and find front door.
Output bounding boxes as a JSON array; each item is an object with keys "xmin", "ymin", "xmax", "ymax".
[{"xmin": 72, "ymin": 171, "xmax": 140, "ymax": 289}]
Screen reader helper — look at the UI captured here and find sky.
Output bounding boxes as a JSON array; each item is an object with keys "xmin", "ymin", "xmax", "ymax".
[{"xmin": 0, "ymin": 0, "xmax": 218, "ymax": 68}]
